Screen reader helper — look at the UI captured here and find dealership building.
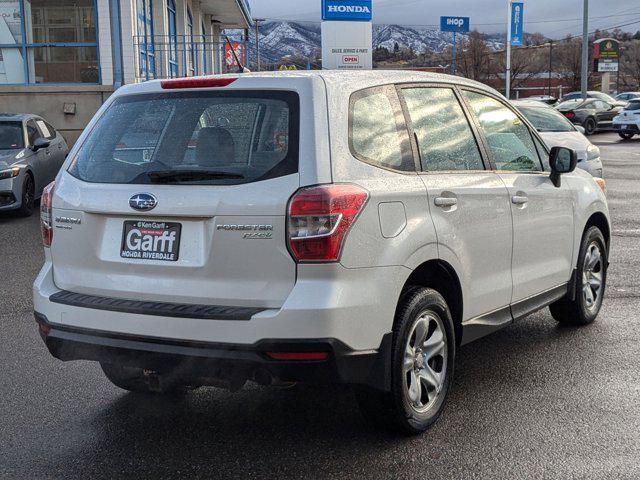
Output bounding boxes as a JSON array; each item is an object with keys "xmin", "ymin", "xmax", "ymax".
[{"xmin": 0, "ymin": 0, "xmax": 251, "ymax": 144}]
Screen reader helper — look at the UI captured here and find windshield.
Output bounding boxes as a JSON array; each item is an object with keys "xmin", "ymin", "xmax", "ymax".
[
  {"xmin": 0, "ymin": 122, "xmax": 24, "ymax": 150},
  {"xmin": 624, "ymin": 101, "xmax": 640, "ymax": 111},
  {"xmin": 68, "ymin": 91, "xmax": 299, "ymax": 185},
  {"xmin": 517, "ymin": 106, "xmax": 575, "ymax": 132}
]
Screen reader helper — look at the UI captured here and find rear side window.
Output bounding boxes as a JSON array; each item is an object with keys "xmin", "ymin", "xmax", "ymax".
[
  {"xmin": 349, "ymin": 86, "xmax": 414, "ymax": 172},
  {"xmin": 463, "ymin": 91, "xmax": 542, "ymax": 172},
  {"xmin": 68, "ymin": 91, "xmax": 299, "ymax": 185},
  {"xmin": 35, "ymin": 119, "xmax": 55, "ymax": 140},
  {"xmin": 402, "ymin": 87, "xmax": 484, "ymax": 171}
]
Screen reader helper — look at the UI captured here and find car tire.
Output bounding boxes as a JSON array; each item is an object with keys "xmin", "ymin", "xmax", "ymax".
[
  {"xmin": 583, "ymin": 118, "xmax": 597, "ymax": 135},
  {"xmin": 549, "ymin": 226, "xmax": 607, "ymax": 326},
  {"xmin": 618, "ymin": 131, "xmax": 635, "ymax": 140},
  {"xmin": 16, "ymin": 174, "xmax": 35, "ymax": 217},
  {"xmin": 355, "ymin": 287, "xmax": 455, "ymax": 435},
  {"xmin": 101, "ymin": 363, "xmax": 192, "ymax": 395}
]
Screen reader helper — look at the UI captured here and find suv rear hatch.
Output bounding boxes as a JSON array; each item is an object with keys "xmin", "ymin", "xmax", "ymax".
[{"xmin": 50, "ymin": 86, "xmax": 302, "ymax": 309}]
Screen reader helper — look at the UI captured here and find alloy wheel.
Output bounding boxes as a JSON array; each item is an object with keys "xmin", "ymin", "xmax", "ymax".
[
  {"xmin": 402, "ymin": 311, "xmax": 448, "ymax": 413},
  {"xmin": 582, "ymin": 241, "xmax": 603, "ymax": 313}
]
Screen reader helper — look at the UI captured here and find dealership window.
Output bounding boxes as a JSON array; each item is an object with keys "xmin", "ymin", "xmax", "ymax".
[
  {"xmin": 167, "ymin": 0, "xmax": 177, "ymax": 77},
  {"xmin": 136, "ymin": 0, "xmax": 155, "ymax": 80},
  {"xmin": 0, "ymin": 0, "xmax": 99, "ymax": 84},
  {"xmin": 201, "ymin": 20, "xmax": 207, "ymax": 75},
  {"xmin": 185, "ymin": 7, "xmax": 195, "ymax": 76}
]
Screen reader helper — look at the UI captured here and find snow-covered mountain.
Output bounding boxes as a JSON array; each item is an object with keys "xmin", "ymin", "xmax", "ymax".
[
  {"xmin": 241, "ymin": 21, "xmax": 505, "ymax": 64},
  {"xmin": 249, "ymin": 21, "xmax": 321, "ymax": 62}
]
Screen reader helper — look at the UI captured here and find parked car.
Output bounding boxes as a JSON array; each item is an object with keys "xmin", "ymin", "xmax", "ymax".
[
  {"xmin": 614, "ymin": 92, "xmax": 640, "ymax": 102},
  {"xmin": 524, "ymin": 95, "xmax": 557, "ymax": 105},
  {"xmin": 613, "ymin": 98, "xmax": 640, "ymax": 139},
  {"xmin": 560, "ymin": 90, "xmax": 626, "ymax": 107},
  {"xmin": 0, "ymin": 113, "xmax": 68, "ymax": 216},
  {"xmin": 556, "ymin": 98, "xmax": 622, "ymax": 135},
  {"xmin": 34, "ymin": 71, "xmax": 610, "ymax": 435},
  {"xmin": 513, "ymin": 99, "xmax": 603, "ymax": 177}
]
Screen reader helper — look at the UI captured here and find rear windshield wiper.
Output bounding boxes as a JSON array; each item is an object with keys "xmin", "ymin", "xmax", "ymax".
[{"xmin": 140, "ymin": 170, "xmax": 245, "ymax": 183}]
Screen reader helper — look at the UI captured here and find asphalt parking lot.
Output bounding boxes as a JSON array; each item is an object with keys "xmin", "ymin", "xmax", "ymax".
[{"xmin": 1, "ymin": 132, "xmax": 639, "ymax": 479}]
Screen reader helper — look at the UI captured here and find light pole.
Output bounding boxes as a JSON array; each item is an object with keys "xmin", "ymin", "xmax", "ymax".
[
  {"xmin": 506, "ymin": 0, "xmax": 512, "ymax": 98},
  {"xmin": 254, "ymin": 18, "xmax": 265, "ymax": 71},
  {"xmin": 548, "ymin": 40, "xmax": 553, "ymax": 97},
  {"xmin": 616, "ymin": 46, "xmax": 624, "ymax": 94},
  {"xmin": 581, "ymin": 0, "xmax": 589, "ymax": 99}
]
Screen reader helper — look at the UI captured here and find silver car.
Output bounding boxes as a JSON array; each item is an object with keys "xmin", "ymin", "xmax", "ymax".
[
  {"xmin": 0, "ymin": 113, "xmax": 68, "ymax": 216},
  {"xmin": 34, "ymin": 72, "xmax": 610, "ymax": 435},
  {"xmin": 513, "ymin": 100, "xmax": 603, "ymax": 178}
]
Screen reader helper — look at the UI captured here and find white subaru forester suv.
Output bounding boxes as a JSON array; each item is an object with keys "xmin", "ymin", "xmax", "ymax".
[{"xmin": 34, "ymin": 71, "xmax": 610, "ymax": 434}]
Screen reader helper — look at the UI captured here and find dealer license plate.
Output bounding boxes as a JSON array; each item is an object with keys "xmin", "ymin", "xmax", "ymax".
[{"xmin": 120, "ymin": 220, "xmax": 181, "ymax": 261}]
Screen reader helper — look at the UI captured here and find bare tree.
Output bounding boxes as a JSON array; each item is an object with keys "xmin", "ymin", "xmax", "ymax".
[
  {"xmin": 455, "ymin": 31, "xmax": 492, "ymax": 81},
  {"xmin": 620, "ymin": 41, "xmax": 640, "ymax": 89},
  {"xmin": 555, "ymin": 36, "xmax": 584, "ymax": 91}
]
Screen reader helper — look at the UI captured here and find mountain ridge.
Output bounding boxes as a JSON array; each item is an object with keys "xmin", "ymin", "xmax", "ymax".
[{"xmin": 242, "ymin": 21, "xmax": 505, "ymax": 64}]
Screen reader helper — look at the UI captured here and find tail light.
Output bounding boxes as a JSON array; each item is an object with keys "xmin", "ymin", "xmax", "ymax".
[
  {"xmin": 41, "ymin": 181, "xmax": 55, "ymax": 247},
  {"xmin": 565, "ymin": 112, "xmax": 576, "ymax": 119},
  {"xmin": 287, "ymin": 184, "xmax": 368, "ymax": 262},
  {"xmin": 160, "ymin": 77, "xmax": 237, "ymax": 89}
]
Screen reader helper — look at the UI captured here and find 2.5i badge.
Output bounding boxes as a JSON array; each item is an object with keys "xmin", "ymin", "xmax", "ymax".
[{"xmin": 121, "ymin": 220, "xmax": 181, "ymax": 261}]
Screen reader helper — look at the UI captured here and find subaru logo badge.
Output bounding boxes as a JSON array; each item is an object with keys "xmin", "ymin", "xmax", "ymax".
[{"xmin": 129, "ymin": 193, "xmax": 157, "ymax": 211}]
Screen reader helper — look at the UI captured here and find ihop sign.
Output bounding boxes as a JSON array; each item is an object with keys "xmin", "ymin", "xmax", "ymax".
[
  {"xmin": 322, "ymin": 0, "xmax": 372, "ymax": 21},
  {"xmin": 440, "ymin": 16, "xmax": 470, "ymax": 33}
]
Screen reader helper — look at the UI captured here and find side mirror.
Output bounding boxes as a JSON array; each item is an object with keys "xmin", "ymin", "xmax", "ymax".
[
  {"xmin": 575, "ymin": 125, "xmax": 586, "ymax": 134},
  {"xmin": 549, "ymin": 146, "xmax": 577, "ymax": 187},
  {"xmin": 32, "ymin": 137, "xmax": 51, "ymax": 151}
]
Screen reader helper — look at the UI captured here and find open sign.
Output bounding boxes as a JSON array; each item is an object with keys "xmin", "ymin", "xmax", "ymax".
[{"xmin": 342, "ymin": 55, "xmax": 360, "ymax": 64}]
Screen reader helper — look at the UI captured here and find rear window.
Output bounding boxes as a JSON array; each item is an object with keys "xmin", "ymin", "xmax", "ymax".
[
  {"xmin": 517, "ymin": 106, "xmax": 575, "ymax": 132},
  {"xmin": 68, "ymin": 91, "xmax": 299, "ymax": 185},
  {"xmin": 624, "ymin": 100, "xmax": 640, "ymax": 111},
  {"xmin": 0, "ymin": 122, "xmax": 24, "ymax": 149}
]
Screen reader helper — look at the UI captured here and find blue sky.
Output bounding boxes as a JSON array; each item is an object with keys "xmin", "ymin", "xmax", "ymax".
[{"xmin": 249, "ymin": 0, "xmax": 640, "ymax": 36}]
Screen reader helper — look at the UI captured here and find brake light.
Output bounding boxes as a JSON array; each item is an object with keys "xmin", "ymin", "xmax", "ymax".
[
  {"xmin": 160, "ymin": 77, "xmax": 237, "ymax": 89},
  {"xmin": 40, "ymin": 181, "xmax": 55, "ymax": 247},
  {"xmin": 565, "ymin": 112, "xmax": 576, "ymax": 119},
  {"xmin": 266, "ymin": 351, "xmax": 329, "ymax": 361},
  {"xmin": 287, "ymin": 184, "xmax": 368, "ymax": 262}
]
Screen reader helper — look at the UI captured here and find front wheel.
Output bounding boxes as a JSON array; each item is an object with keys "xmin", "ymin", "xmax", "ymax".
[
  {"xmin": 583, "ymin": 117, "xmax": 597, "ymax": 135},
  {"xmin": 355, "ymin": 287, "xmax": 455, "ymax": 435},
  {"xmin": 16, "ymin": 174, "xmax": 35, "ymax": 217},
  {"xmin": 549, "ymin": 226, "xmax": 607, "ymax": 325}
]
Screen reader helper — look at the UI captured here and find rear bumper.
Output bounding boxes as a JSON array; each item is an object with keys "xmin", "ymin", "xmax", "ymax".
[
  {"xmin": 34, "ymin": 312, "xmax": 391, "ymax": 390},
  {"xmin": 613, "ymin": 123, "xmax": 640, "ymax": 133}
]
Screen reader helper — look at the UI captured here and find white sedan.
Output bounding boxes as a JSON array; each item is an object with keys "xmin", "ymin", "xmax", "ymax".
[{"xmin": 513, "ymin": 99, "xmax": 603, "ymax": 178}]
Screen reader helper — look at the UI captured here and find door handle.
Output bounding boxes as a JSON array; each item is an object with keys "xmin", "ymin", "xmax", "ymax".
[
  {"xmin": 434, "ymin": 197, "xmax": 458, "ymax": 207},
  {"xmin": 511, "ymin": 195, "xmax": 528, "ymax": 205}
]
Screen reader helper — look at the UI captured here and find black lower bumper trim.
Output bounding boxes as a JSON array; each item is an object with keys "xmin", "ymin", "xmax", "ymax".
[
  {"xmin": 49, "ymin": 290, "xmax": 265, "ymax": 321},
  {"xmin": 34, "ymin": 312, "xmax": 391, "ymax": 390},
  {"xmin": 615, "ymin": 124, "xmax": 640, "ymax": 133}
]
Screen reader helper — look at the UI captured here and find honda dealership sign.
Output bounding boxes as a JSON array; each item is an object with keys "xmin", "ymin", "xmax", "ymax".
[
  {"xmin": 321, "ymin": 0, "xmax": 373, "ymax": 70},
  {"xmin": 322, "ymin": 0, "xmax": 372, "ymax": 21}
]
